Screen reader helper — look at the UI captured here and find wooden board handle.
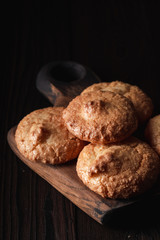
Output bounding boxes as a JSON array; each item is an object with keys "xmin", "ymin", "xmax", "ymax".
[{"xmin": 36, "ymin": 61, "xmax": 101, "ymax": 106}]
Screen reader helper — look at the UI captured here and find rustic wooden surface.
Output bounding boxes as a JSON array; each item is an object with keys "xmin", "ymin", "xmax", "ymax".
[
  {"xmin": 7, "ymin": 126, "xmax": 143, "ymax": 224},
  {"xmin": 1, "ymin": 1, "xmax": 160, "ymax": 239}
]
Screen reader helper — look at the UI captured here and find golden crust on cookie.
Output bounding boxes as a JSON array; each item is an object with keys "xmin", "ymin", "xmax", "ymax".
[
  {"xmin": 15, "ymin": 107, "xmax": 85, "ymax": 164},
  {"xmin": 76, "ymin": 137, "xmax": 160, "ymax": 199},
  {"xmin": 81, "ymin": 81, "xmax": 153, "ymax": 123},
  {"xmin": 145, "ymin": 115, "xmax": 160, "ymax": 156},
  {"xmin": 62, "ymin": 90, "xmax": 138, "ymax": 144}
]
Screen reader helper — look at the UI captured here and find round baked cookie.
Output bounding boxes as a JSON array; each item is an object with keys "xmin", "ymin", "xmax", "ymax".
[
  {"xmin": 145, "ymin": 115, "xmax": 160, "ymax": 156},
  {"xmin": 62, "ymin": 90, "xmax": 138, "ymax": 144},
  {"xmin": 81, "ymin": 81, "xmax": 153, "ymax": 123},
  {"xmin": 15, "ymin": 107, "xmax": 85, "ymax": 164},
  {"xmin": 76, "ymin": 137, "xmax": 160, "ymax": 199}
]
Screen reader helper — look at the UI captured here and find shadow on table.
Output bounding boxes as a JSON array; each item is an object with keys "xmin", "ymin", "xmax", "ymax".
[{"xmin": 103, "ymin": 195, "xmax": 160, "ymax": 230}]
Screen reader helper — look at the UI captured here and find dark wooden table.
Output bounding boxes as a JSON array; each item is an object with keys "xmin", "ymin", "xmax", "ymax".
[{"xmin": 1, "ymin": 1, "xmax": 160, "ymax": 239}]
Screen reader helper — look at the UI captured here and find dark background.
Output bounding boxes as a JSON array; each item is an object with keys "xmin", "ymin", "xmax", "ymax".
[{"xmin": 1, "ymin": 1, "xmax": 160, "ymax": 239}]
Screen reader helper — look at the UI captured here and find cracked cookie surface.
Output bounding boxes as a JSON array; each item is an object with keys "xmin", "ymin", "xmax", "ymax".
[
  {"xmin": 15, "ymin": 107, "xmax": 85, "ymax": 164},
  {"xmin": 62, "ymin": 90, "xmax": 138, "ymax": 144},
  {"xmin": 76, "ymin": 137, "xmax": 160, "ymax": 199},
  {"xmin": 81, "ymin": 81, "xmax": 153, "ymax": 123},
  {"xmin": 145, "ymin": 115, "xmax": 160, "ymax": 156}
]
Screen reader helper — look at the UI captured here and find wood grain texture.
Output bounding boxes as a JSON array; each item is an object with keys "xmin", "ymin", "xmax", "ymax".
[{"xmin": 2, "ymin": 0, "xmax": 160, "ymax": 239}]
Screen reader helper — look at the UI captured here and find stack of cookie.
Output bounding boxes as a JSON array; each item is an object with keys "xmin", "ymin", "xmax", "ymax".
[{"xmin": 15, "ymin": 81, "xmax": 160, "ymax": 199}]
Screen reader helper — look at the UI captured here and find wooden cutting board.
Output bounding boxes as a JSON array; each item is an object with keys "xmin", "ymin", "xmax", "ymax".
[
  {"xmin": 7, "ymin": 126, "xmax": 141, "ymax": 224},
  {"xmin": 7, "ymin": 62, "xmax": 160, "ymax": 224}
]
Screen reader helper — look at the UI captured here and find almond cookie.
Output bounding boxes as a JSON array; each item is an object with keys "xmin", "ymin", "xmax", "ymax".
[
  {"xmin": 15, "ymin": 107, "xmax": 85, "ymax": 164},
  {"xmin": 145, "ymin": 115, "xmax": 160, "ymax": 156},
  {"xmin": 81, "ymin": 81, "xmax": 153, "ymax": 123},
  {"xmin": 76, "ymin": 137, "xmax": 160, "ymax": 199},
  {"xmin": 62, "ymin": 90, "xmax": 138, "ymax": 144}
]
